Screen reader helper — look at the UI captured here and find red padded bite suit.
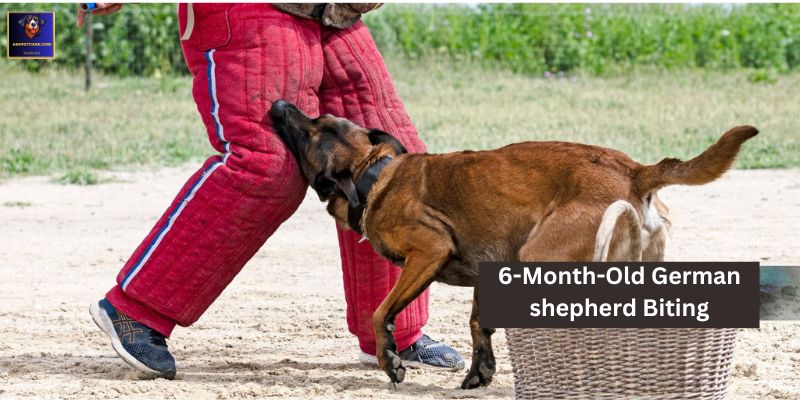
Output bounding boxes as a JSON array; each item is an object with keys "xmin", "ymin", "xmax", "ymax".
[{"xmin": 105, "ymin": 3, "xmax": 428, "ymax": 355}]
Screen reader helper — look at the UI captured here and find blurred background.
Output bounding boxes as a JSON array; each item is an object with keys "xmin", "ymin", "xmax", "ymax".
[{"xmin": 1, "ymin": 3, "xmax": 798, "ymax": 183}]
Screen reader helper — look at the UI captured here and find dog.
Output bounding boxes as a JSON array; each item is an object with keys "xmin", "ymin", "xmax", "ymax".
[
  {"xmin": 269, "ymin": 99, "xmax": 757, "ymax": 388},
  {"xmin": 18, "ymin": 15, "xmax": 45, "ymax": 40}
]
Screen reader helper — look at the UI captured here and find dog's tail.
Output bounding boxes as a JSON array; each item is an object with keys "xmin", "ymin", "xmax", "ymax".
[
  {"xmin": 633, "ymin": 126, "xmax": 758, "ymax": 195},
  {"xmin": 593, "ymin": 200, "xmax": 642, "ymax": 262}
]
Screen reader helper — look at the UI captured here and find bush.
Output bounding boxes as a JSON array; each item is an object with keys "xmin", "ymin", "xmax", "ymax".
[
  {"xmin": 365, "ymin": 4, "xmax": 800, "ymax": 75},
  {"xmin": 56, "ymin": 168, "xmax": 100, "ymax": 185},
  {"xmin": 2, "ymin": 4, "xmax": 799, "ymax": 77},
  {"xmin": 0, "ymin": 3, "xmax": 184, "ymax": 76}
]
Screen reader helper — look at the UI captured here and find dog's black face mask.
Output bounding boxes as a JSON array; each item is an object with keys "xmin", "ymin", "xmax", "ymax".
[
  {"xmin": 270, "ymin": 100, "xmax": 407, "ymax": 208},
  {"xmin": 19, "ymin": 15, "xmax": 45, "ymax": 39}
]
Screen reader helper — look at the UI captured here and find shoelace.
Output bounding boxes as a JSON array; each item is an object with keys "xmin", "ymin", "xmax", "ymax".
[{"xmin": 117, "ymin": 309, "xmax": 168, "ymax": 347}]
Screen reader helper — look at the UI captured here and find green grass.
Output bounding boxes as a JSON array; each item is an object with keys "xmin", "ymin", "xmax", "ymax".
[
  {"xmin": 0, "ymin": 60, "xmax": 798, "ymax": 180},
  {"xmin": 2, "ymin": 201, "xmax": 33, "ymax": 208},
  {"xmin": 54, "ymin": 168, "xmax": 102, "ymax": 185},
  {"xmin": 0, "ymin": 62, "xmax": 206, "ymax": 179},
  {"xmin": 395, "ymin": 59, "xmax": 800, "ymax": 168}
]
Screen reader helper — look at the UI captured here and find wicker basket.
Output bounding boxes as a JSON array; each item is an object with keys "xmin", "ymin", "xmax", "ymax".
[{"xmin": 507, "ymin": 328, "xmax": 738, "ymax": 399}]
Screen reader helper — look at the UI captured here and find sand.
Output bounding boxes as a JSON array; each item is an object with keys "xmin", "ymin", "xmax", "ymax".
[{"xmin": 0, "ymin": 165, "xmax": 798, "ymax": 399}]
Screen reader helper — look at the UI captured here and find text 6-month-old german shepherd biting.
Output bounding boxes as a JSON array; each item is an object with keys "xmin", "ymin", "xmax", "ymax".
[{"xmin": 269, "ymin": 99, "xmax": 757, "ymax": 389}]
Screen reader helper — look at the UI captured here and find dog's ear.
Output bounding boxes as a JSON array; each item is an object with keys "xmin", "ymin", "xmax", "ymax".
[
  {"xmin": 37, "ymin": 17, "xmax": 45, "ymax": 27},
  {"xmin": 368, "ymin": 129, "xmax": 407, "ymax": 155},
  {"xmin": 18, "ymin": 17, "xmax": 25, "ymax": 26},
  {"xmin": 331, "ymin": 174, "xmax": 360, "ymax": 208},
  {"xmin": 313, "ymin": 170, "xmax": 360, "ymax": 208}
]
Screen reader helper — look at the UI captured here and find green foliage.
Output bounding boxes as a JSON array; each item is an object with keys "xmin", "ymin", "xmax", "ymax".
[
  {"xmin": 56, "ymin": 168, "xmax": 100, "ymax": 185},
  {"xmin": 2, "ymin": 4, "xmax": 799, "ymax": 77},
  {"xmin": 365, "ymin": 4, "xmax": 800, "ymax": 75},
  {"xmin": 0, "ymin": 3, "xmax": 184, "ymax": 76},
  {"xmin": 747, "ymin": 69, "xmax": 778, "ymax": 83},
  {"xmin": 1, "ymin": 147, "xmax": 40, "ymax": 174}
]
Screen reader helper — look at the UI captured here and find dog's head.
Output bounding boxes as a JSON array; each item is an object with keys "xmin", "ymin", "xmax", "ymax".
[
  {"xmin": 19, "ymin": 15, "xmax": 44, "ymax": 39},
  {"xmin": 270, "ymin": 100, "xmax": 407, "ymax": 210}
]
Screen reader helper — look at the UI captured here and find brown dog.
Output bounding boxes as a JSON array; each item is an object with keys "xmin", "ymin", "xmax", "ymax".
[
  {"xmin": 18, "ymin": 15, "xmax": 45, "ymax": 40},
  {"xmin": 269, "ymin": 99, "xmax": 757, "ymax": 388}
]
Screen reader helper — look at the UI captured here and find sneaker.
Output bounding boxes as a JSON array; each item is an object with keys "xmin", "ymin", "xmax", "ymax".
[
  {"xmin": 89, "ymin": 298, "xmax": 177, "ymax": 379},
  {"xmin": 359, "ymin": 334, "xmax": 465, "ymax": 371}
]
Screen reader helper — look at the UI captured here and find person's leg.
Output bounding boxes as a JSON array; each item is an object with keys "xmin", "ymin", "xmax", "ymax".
[
  {"xmin": 319, "ymin": 21, "xmax": 463, "ymax": 370},
  {"xmin": 93, "ymin": 4, "xmax": 323, "ymax": 375}
]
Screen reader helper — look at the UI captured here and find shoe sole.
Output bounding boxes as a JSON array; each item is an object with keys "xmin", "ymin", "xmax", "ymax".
[
  {"xmin": 89, "ymin": 301, "xmax": 165, "ymax": 377},
  {"xmin": 358, "ymin": 351, "xmax": 464, "ymax": 372}
]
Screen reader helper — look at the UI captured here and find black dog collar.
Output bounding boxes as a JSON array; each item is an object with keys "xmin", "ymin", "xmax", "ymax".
[{"xmin": 348, "ymin": 156, "xmax": 393, "ymax": 235}]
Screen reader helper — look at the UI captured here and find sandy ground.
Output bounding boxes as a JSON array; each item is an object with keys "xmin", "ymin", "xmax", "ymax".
[{"xmin": 0, "ymin": 165, "xmax": 798, "ymax": 399}]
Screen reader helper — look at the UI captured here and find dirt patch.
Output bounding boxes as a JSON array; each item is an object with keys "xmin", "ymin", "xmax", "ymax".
[{"xmin": 0, "ymin": 166, "xmax": 798, "ymax": 399}]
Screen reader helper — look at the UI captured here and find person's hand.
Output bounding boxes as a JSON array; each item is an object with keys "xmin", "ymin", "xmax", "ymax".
[{"xmin": 76, "ymin": 3, "xmax": 123, "ymax": 27}]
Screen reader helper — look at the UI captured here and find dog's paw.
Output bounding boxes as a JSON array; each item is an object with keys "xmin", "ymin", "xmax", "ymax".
[
  {"xmin": 460, "ymin": 353, "xmax": 495, "ymax": 389},
  {"xmin": 384, "ymin": 348, "xmax": 406, "ymax": 386},
  {"xmin": 460, "ymin": 369, "xmax": 491, "ymax": 389}
]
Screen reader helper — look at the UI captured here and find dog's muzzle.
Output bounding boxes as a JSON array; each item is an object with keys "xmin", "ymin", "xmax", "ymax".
[{"xmin": 269, "ymin": 99, "xmax": 308, "ymax": 171}]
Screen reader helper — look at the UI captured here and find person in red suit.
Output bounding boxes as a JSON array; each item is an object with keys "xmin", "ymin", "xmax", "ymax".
[{"xmin": 80, "ymin": 3, "xmax": 464, "ymax": 378}]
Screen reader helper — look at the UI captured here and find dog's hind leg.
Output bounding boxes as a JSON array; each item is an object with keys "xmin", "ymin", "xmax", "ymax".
[
  {"xmin": 643, "ymin": 225, "xmax": 668, "ymax": 261},
  {"xmin": 518, "ymin": 203, "xmax": 599, "ymax": 262},
  {"xmin": 641, "ymin": 194, "xmax": 671, "ymax": 261},
  {"xmin": 372, "ymin": 243, "xmax": 451, "ymax": 386},
  {"xmin": 461, "ymin": 286, "xmax": 496, "ymax": 389}
]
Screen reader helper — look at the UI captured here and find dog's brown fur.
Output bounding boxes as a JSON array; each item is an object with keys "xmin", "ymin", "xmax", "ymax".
[{"xmin": 270, "ymin": 100, "xmax": 758, "ymax": 388}]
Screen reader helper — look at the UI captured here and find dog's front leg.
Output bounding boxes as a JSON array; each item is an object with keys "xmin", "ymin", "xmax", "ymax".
[
  {"xmin": 372, "ymin": 249, "xmax": 449, "ymax": 387},
  {"xmin": 461, "ymin": 286, "xmax": 496, "ymax": 389}
]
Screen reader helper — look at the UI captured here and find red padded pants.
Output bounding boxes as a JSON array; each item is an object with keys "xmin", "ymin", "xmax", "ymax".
[{"xmin": 105, "ymin": 3, "xmax": 428, "ymax": 355}]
